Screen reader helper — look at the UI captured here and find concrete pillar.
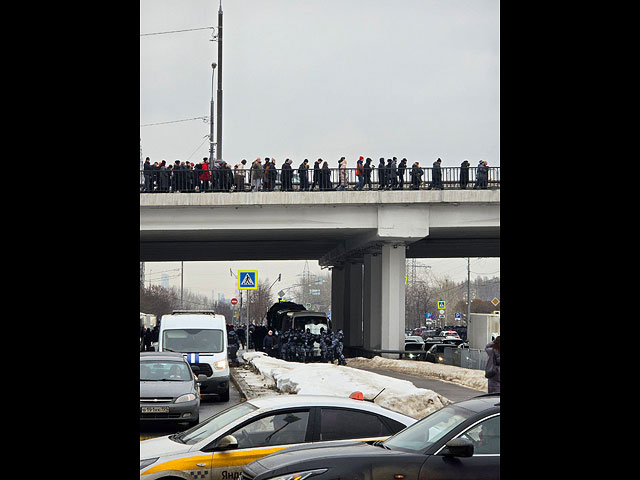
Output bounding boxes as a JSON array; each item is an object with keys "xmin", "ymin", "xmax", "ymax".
[
  {"xmin": 363, "ymin": 253, "xmax": 382, "ymax": 350},
  {"xmin": 380, "ymin": 244, "xmax": 406, "ymax": 357},
  {"xmin": 330, "ymin": 266, "xmax": 346, "ymax": 333},
  {"xmin": 347, "ymin": 262, "xmax": 363, "ymax": 347}
]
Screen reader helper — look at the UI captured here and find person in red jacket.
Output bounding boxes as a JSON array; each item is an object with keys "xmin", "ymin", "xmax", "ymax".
[{"xmin": 355, "ymin": 156, "xmax": 365, "ymax": 190}]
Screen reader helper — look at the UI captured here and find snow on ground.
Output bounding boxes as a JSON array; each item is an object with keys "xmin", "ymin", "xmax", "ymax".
[
  {"xmin": 242, "ymin": 351, "xmax": 450, "ymax": 419},
  {"xmin": 346, "ymin": 357, "xmax": 488, "ymax": 393}
]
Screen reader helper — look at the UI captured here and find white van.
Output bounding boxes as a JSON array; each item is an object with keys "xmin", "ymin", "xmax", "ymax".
[{"xmin": 158, "ymin": 310, "xmax": 230, "ymax": 401}]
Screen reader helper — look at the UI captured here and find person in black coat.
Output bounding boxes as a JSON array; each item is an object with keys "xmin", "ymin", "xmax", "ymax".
[
  {"xmin": 387, "ymin": 159, "xmax": 397, "ymax": 190},
  {"xmin": 377, "ymin": 157, "xmax": 386, "ymax": 190},
  {"xmin": 397, "ymin": 158, "xmax": 407, "ymax": 189},
  {"xmin": 320, "ymin": 161, "xmax": 332, "ymax": 190},
  {"xmin": 410, "ymin": 161, "xmax": 423, "ymax": 189},
  {"xmin": 143, "ymin": 158, "xmax": 152, "ymax": 192},
  {"xmin": 298, "ymin": 159, "xmax": 309, "ymax": 191},
  {"xmin": 460, "ymin": 159, "xmax": 470, "ymax": 189},
  {"xmin": 364, "ymin": 158, "xmax": 373, "ymax": 190},
  {"xmin": 429, "ymin": 158, "xmax": 443, "ymax": 190},
  {"xmin": 281, "ymin": 159, "xmax": 293, "ymax": 191},
  {"xmin": 311, "ymin": 158, "xmax": 322, "ymax": 190},
  {"xmin": 263, "ymin": 330, "xmax": 276, "ymax": 356}
]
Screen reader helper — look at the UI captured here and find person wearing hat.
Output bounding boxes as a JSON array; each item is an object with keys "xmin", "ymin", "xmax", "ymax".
[
  {"xmin": 410, "ymin": 161, "xmax": 423, "ymax": 189},
  {"xmin": 377, "ymin": 157, "xmax": 386, "ymax": 190},
  {"xmin": 355, "ymin": 156, "xmax": 365, "ymax": 190},
  {"xmin": 263, "ymin": 330, "xmax": 276, "ymax": 357},
  {"xmin": 429, "ymin": 158, "xmax": 443, "ymax": 190},
  {"xmin": 364, "ymin": 157, "xmax": 373, "ymax": 190},
  {"xmin": 398, "ymin": 158, "xmax": 407, "ymax": 190}
]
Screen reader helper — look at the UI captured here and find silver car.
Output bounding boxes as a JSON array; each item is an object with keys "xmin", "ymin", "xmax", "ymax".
[{"xmin": 140, "ymin": 352, "xmax": 206, "ymax": 428}]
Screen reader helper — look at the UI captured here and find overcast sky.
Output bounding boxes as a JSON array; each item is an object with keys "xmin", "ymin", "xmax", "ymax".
[
  {"xmin": 140, "ymin": 0, "xmax": 500, "ymax": 301},
  {"xmin": 140, "ymin": 0, "xmax": 499, "ymax": 168}
]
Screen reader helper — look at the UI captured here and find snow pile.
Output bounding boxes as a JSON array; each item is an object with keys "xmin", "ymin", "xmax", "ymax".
[
  {"xmin": 242, "ymin": 351, "xmax": 450, "ymax": 419},
  {"xmin": 347, "ymin": 357, "xmax": 487, "ymax": 392}
]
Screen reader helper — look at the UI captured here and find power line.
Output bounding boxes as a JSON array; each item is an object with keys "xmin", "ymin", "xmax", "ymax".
[
  {"xmin": 140, "ymin": 26, "xmax": 214, "ymax": 37},
  {"xmin": 140, "ymin": 116, "xmax": 208, "ymax": 128}
]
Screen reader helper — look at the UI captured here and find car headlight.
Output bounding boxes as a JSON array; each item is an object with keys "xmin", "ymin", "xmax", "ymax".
[
  {"xmin": 140, "ymin": 458, "xmax": 158, "ymax": 470},
  {"xmin": 267, "ymin": 469, "xmax": 327, "ymax": 480},
  {"xmin": 175, "ymin": 393, "xmax": 196, "ymax": 403},
  {"xmin": 214, "ymin": 360, "xmax": 228, "ymax": 370}
]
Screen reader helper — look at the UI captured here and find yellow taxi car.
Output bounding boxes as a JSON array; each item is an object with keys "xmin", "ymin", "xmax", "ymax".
[{"xmin": 140, "ymin": 394, "xmax": 416, "ymax": 479}]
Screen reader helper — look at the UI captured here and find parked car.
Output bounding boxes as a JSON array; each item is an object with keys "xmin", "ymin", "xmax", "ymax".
[
  {"xmin": 140, "ymin": 352, "xmax": 206, "ymax": 428},
  {"xmin": 404, "ymin": 335, "xmax": 426, "ymax": 360},
  {"xmin": 140, "ymin": 394, "xmax": 416, "ymax": 479},
  {"xmin": 241, "ymin": 394, "xmax": 500, "ymax": 480},
  {"xmin": 425, "ymin": 343, "xmax": 458, "ymax": 363}
]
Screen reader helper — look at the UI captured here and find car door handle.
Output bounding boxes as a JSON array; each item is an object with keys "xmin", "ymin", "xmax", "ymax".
[{"xmin": 196, "ymin": 463, "xmax": 206, "ymax": 467}]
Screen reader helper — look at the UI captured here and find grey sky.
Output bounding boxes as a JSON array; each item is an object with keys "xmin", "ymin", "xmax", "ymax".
[
  {"xmin": 140, "ymin": 0, "xmax": 500, "ymax": 168},
  {"xmin": 140, "ymin": 0, "xmax": 500, "ymax": 300}
]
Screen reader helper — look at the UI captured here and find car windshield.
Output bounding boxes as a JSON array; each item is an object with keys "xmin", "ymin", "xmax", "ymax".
[
  {"xmin": 140, "ymin": 360, "xmax": 192, "ymax": 381},
  {"xmin": 175, "ymin": 402, "xmax": 258, "ymax": 445},
  {"xmin": 163, "ymin": 328, "xmax": 223, "ymax": 353},
  {"xmin": 383, "ymin": 405, "xmax": 473, "ymax": 452}
]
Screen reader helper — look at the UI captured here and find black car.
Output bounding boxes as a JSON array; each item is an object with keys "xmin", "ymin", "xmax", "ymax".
[
  {"xmin": 241, "ymin": 394, "xmax": 499, "ymax": 480},
  {"xmin": 425, "ymin": 343, "xmax": 458, "ymax": 363},
  {"xmin": 403, "ymin": 335, "xmax": 426, "ymax": 360}
]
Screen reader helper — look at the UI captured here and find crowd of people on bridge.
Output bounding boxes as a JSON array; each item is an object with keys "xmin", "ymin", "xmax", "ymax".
[{"xmin": 141, "ymin": 156, "xmax": 492, "ymax": 193}]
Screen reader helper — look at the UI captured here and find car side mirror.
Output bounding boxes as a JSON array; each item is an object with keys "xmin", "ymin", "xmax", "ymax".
[
  {"xmin": 197, "ymin": 374, "xmax": 208, "ymax": 383},
  {"xmin": 442, "ymin": 438, "xmax": 474, "ymax": 457},
  {"xmin": 216, "ymin": 435, "xmax": 239, "ymax": 451}
]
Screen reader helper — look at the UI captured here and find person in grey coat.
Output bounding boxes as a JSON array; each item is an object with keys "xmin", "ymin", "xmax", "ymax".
[{"xmin": 484, "ymin": 336, "xmax": 500, "ymax": 393}]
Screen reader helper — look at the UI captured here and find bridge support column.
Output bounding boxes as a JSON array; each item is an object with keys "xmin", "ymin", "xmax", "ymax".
[
  {"xmin": 363, "ymin": 253, "xmax": 382, "ymax": 351},
  {"xmin": 347, "ymin": 262, "xmax": 363, "ymax": 347},
  {"xmin": 380, "ymin": 244, "xmax": 406, "ymax": 358},
  {"xmin": 330, "ymin": 263, "xmax": 364, "ymax": 348}
]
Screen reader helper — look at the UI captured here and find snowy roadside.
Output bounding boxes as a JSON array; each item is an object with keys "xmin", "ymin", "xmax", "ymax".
[
  {"xmin": 241, "ymin": 351, "xmax": 450, "ymax": 419},
  {"xmin": 346, "ymin": 356, "xmax": 488, "ymax": 392}
]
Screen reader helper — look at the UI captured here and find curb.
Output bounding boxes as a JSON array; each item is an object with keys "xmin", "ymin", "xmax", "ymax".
[{"xmin": 229, "ymin": 366, "xmax": 252, "ymax": 401}]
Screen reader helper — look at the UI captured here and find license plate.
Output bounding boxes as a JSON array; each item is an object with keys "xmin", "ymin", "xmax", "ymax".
[{"xmin": 142, "ymin": 406, "xmax": 169, "ymax": 413}]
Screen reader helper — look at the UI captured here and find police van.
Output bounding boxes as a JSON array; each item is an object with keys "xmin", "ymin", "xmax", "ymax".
[{"xmin": 159, "ymin": 310, "xmax": 230, "ymax": 401}]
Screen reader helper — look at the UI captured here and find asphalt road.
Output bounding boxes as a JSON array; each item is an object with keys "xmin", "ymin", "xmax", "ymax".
[
  {"xmin": 348, "ymin": 364, "xmax": 482, "ymax": 403},
  {"xmin": 140, "ymin": 380, "xmax": 243, "ymax": 440}
]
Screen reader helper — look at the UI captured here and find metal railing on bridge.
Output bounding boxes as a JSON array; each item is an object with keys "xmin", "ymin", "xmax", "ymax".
[{"xmin": 140, "ymin": 166, "xmax": 500, "ymax": 193}]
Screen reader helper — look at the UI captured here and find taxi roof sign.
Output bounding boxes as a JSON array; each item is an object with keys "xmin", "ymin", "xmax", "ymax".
[{"xmin": 238, "ymin": 270, "xmax": 258, "ymax": 290}]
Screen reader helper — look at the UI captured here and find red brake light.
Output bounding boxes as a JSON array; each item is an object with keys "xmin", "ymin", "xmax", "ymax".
[{"xmin": 349, "ymin": 391, "xmax": 364, "ymax": 400}]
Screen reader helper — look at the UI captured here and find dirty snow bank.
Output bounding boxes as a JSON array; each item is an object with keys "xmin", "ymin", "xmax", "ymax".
[
  {"xmin": 346, "ymin": 356, "xmax": 487, "ymax": 392},
  {"xmin": 242, "ymin": 351, "xmax": 450, "ymax": 419}
]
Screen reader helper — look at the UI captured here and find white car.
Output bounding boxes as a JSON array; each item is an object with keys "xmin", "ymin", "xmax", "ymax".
[{"xmin": 140, "ymin": 394, "xmax": 416, "ymax": 479}]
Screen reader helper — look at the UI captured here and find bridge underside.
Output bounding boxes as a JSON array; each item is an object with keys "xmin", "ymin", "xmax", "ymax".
[
  {"xmin": 139, "ymin": 226, "xmax": 499, "ymax": 262},
  {"xmin": 140, "ymin": 191, "xmax": 499, "ymax": 355}
]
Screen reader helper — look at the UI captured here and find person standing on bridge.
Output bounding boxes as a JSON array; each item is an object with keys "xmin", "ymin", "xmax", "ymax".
[
  {"xmin": 410, "ymin": 161, "xmax": 423, "ymax": 189},
  {"xmin": 312, "ymin": 158, "xmax": 322, "ymax": 190},
  {"xmin": 398, "ymin": 158, "xmax": 407, "ymax": 190},
  {"xmin": 251, "ymin": 158, "xmax": 263, "ymax": 191},
  {"xmin": 364, "ymin": 158, "xmax": 373, "ymax": 190},
  {"xmin": 355, "ymin": 157, "xmax": 365, "ymax": 190},
  {"xmin": 429, "ymin": 158, "xmax": 443, "ymax": 190},
  {"xmin": 143, "ymin": 157, "xmax": 152, "ymax": 192},
  {"xmin": 460, "ymin": 159, "xmax": 470, "ymax": 189},
  {"xmin": 377, "ymin": 157, "xmax": 386, "ymax": 190},
  {"xmin": 281, "ymin": 159, "xmax": 293, "ymax": 191},
  {"xmin": 298, "ymin": 159, "xmax": 310, "ymax": 191},
  {"xmin": 337, "ymin": 157, "xmax": 348, "ymax": 191},
  {"xmin": 320, "ymin": 161, "xmax": 332, "ymax": 190}
]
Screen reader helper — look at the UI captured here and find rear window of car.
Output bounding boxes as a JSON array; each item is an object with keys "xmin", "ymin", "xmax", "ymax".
[{"xmin": 318, "ymin": 408, "xmax": 393, "ymax": 441}]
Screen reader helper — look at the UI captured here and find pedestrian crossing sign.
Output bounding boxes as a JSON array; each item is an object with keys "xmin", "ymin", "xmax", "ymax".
[
  {"xmin": 438, "ymin": 300, "xmax": 447, "ymax": 309},
  {"xmin": 238, "ymin": 270, "xmax": 258, "ymax": 290}
]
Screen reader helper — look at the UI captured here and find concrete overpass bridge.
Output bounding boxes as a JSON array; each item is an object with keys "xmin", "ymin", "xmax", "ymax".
[{"xmin": 140, "ymin": 190, "xmax": 499, "ymax": 355}]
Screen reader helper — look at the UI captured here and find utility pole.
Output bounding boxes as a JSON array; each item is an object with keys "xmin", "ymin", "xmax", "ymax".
[
  {"xmin": 466, "ymin": 257, "xmax": 471, "ymax": 326},
  {"xmin": 216, "ymin": 0, "xmax": 223, "ymax": 161},
  {"xmin": 209, "ymin": 63, "xmax": 217, "ymax": 163},
  {"xmin": 181, "ymin": 261, "xmax": 184, "ymax": 309}
]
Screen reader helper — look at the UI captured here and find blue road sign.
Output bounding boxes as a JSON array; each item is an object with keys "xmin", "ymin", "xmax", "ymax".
[
  {"xmin": 426, "ymin": 313, "xmax": 432, "ymax": 319},
  {"xmin": 455, "ymin": 312, "xmax": 461, "ymax": 319}
]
